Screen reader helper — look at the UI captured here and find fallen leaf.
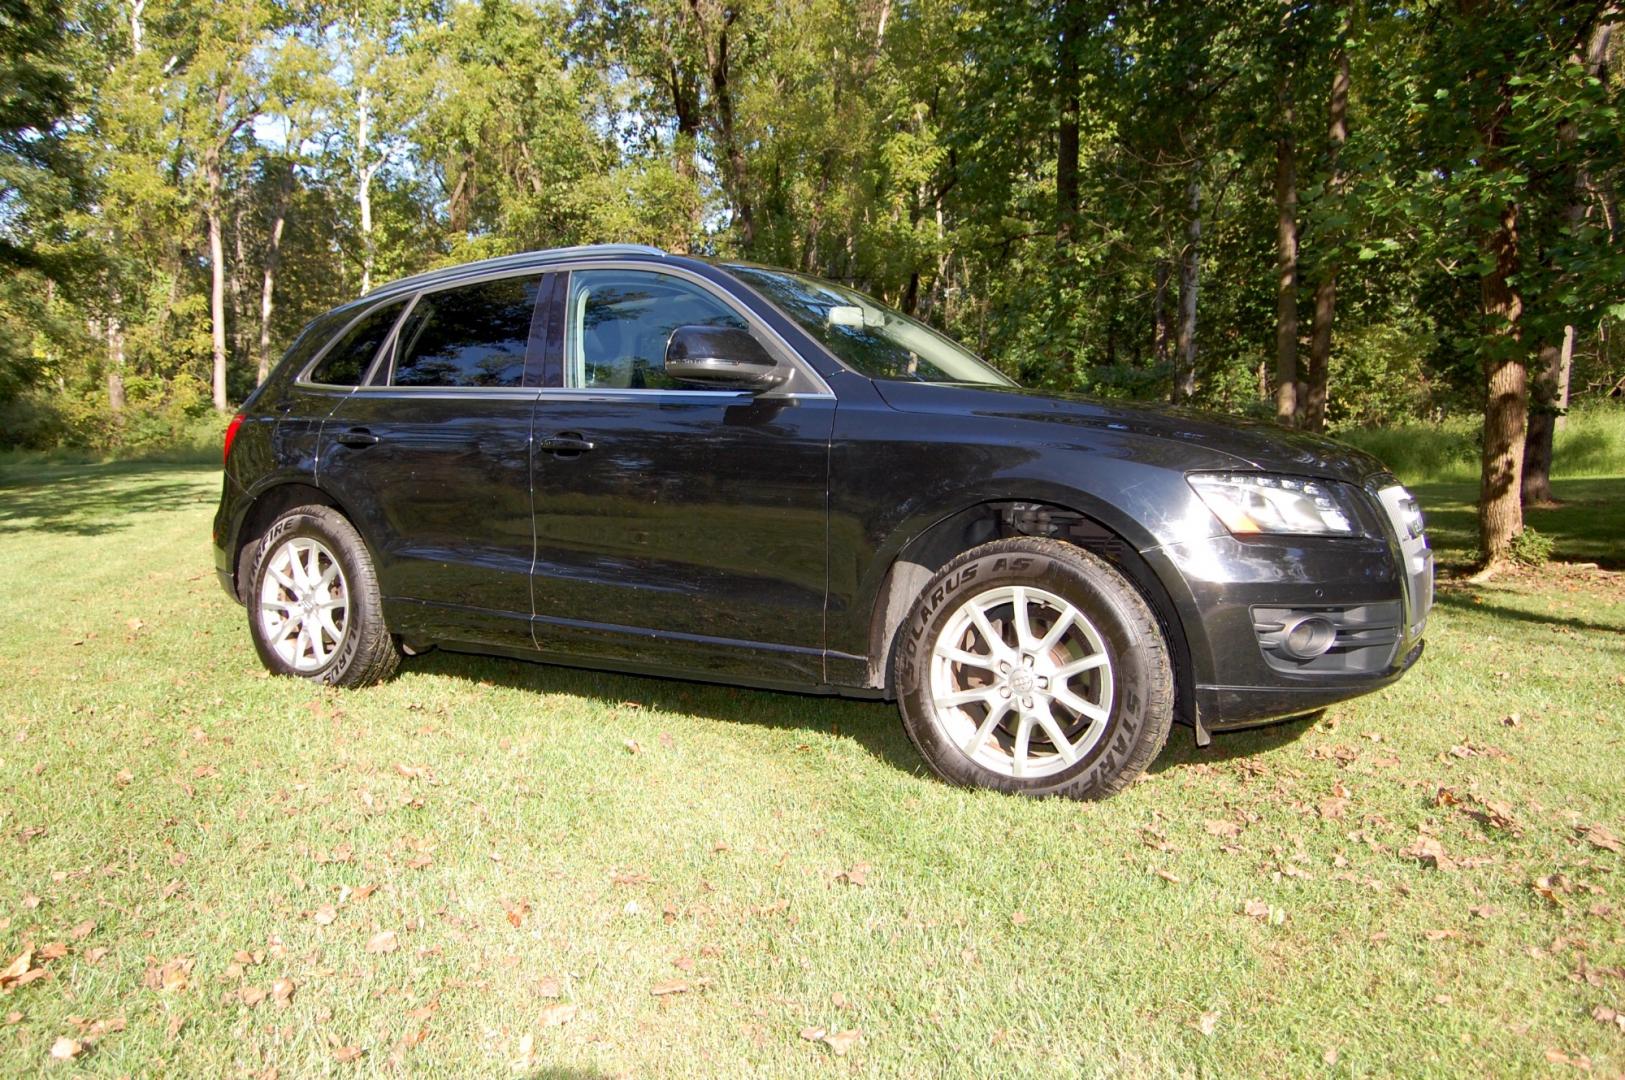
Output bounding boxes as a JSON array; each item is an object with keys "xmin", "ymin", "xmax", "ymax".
[
  {"xmin": 1544, "ymin": 1047, "xmax": 1592, "ymax": 1070},
  {"xmin": 650, "ymin": 979, "xmax": 690, "ymax": 996},
  {"xmin": 37, "ymin": 942, "xmax": 67, "ymax": 961},
  {"xmin": 1153, "ymin": 868, "xmax": 1181, "ymax": 884},
  {"xmin": 823, "ymin": 1029, "xmax": 862, "ymax": 1056},
  {"xmin": 799, "ymin": 1026, "xmax": 826, "ymax": 1041},
  {"xmin": 0, "ymin": 952, "xmax": 33, "ymax": 987},
  {"xmin": 313, "ymin": 904, "xmax": 338, "ymax": 926},
  {"xmin": 1580, "ymin": 824, "xmax": 1622, "ymax": 854},
  {"xmin": 394, "ymin": 764, "xmax": 430, "ymax": 780},
  {"xmin": 68, "ymin": 921, "xmax": 95, "ymax": 941},
  {"xmin": 1241, "ymin": 899, "xmax": 1285, "ymax": 925},
  {"xmin": 1194, "ymin": 1010, "xmax": 1220, "ymax": 1036},
  {"xmin": 1204, "ymin": 819, "xmax": 1242, "ymax": 839},
  {"xmin": 366, "ymin": 931, "xmax": 399, "ymax": 954},
  {"xmin": 271, "ymin": 977, "xmax": 296, "ymax": 1007},
  {"xmin": 1592, "ymin": 1005, "xmax": 1625, "ymax": 1033},
  {"xmin": 49, "ymin": 1036, "xmax": 83, "ymax": 1061},
  {"xmin": 623, "ymin": 739, "xmax": 642, "ymax": 755},
  {"xmin": 539, "ymin": 1002, "xmax": 577, "ymax": 1027},
  {"xmin": 1401, "ymin": 835, "xmax": 1455, "ymax": 872},
  {"xmin": 239, "ymin": 985, "xmax": 268, "ymax": 1007},
  {"xmin": 836, "ymin": 863, "xmax": 869, "ymax": 887},
  {"xmin": 114, "ymin": 769, "xmax": 133, "ymax": 787},
  {"xmin": 144, "ymin": 956, "xmax": 193, "ymax": 993},
  {"xmin": 536, "ymin": 977, "xmax": 561, "ymax": 999},
  {"xmin": 333, "ymin": 1045, "xmax": 364, "ymax": 1063},
  {"xmin": 611, "ymin": 870, "xmax": 651, "ymax": 886}
]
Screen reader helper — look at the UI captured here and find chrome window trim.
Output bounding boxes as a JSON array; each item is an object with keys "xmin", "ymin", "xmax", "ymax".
[{"xmin": 550, "ymin": 259, "xmax": 835, "ymax": 399}]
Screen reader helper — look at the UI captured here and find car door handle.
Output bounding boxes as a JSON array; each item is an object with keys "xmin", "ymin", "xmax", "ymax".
[
  {"xmin": 539, "ymin": 433, "xmax": 595, "ymax": 456},
  {"xmin": 335, "ymin": 428, "xmax": 380, "ymax": 448}
]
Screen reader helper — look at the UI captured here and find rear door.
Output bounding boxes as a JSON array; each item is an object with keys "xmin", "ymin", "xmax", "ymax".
[{"xmin": 317, "ymin": 271, "xmax": 551, "ymax": 650}]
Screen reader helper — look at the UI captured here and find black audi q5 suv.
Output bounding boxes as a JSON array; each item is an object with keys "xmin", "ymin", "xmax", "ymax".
[{"xmin": 213, "ymin": 244, "xmax": 1432, "ymax": 799}]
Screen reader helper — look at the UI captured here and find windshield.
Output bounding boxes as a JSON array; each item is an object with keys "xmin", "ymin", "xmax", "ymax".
[{"xmin": 729, "ymin": 266, "xmax": 1015, "ymax": 386}]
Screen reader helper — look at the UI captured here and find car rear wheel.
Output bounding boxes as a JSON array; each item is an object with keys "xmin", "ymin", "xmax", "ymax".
[
  {"xmin": 247, "ymin": 505, "xmax": 400, "ymax": 687},
  {"xmin": 894, "ymin": 537, "xmax": 1173, "ymax": 799}
]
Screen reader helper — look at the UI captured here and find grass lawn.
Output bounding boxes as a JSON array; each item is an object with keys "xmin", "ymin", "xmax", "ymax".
[{"xmin": 1, "ymin": 462, "xmax": 1622, "ymax": 1077}]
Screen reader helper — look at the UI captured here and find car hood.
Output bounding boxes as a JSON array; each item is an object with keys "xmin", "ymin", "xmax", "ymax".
[{"xmin": 873, "ymin": 381, "xmax": 1391, "ymax": 484}]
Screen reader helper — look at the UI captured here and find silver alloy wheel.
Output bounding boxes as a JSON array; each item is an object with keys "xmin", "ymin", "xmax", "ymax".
[
  {"xmin": 258, "ymin": 536, "xmax": 349, "ymax": 673},
  {"xmin": 927, "ymin": 584, "xmax": 1115, "ymax": 779}
]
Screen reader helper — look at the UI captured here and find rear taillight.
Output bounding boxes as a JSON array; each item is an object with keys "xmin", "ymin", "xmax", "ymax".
[{"xmin": 223, "ymin": 412, "xmax": 244, "ymax": 465}]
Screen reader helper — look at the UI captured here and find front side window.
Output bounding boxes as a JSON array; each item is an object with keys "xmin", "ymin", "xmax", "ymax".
[
  {"xmin": 565, "ymin": 270, "xmax": 751, "ymax": 390},
  {"xmin": 390, "ymin": 274, "xmax": 543, "ymax": 389},
  {"xmin": 306, "ymin": 298, "xmax": 408, "ymax": 386},
  {"xmin": 729, "ymin": 265, "xmax": 1014, "ymax": 386}
]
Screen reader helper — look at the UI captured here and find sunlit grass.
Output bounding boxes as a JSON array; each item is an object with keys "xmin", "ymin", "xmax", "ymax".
[{"xmin": 1, "ymin": 463, "xmax": 1621, "ymax": 1076}]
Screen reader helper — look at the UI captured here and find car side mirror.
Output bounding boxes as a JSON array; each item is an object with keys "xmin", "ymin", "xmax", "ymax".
[{"xmin": 664, "ymin": 325, "xmax": 786, "ymax": 390}]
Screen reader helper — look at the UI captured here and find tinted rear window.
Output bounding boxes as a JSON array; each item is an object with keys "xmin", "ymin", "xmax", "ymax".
[
  {"xmin": 391, "ymin": 275, "xmax": 543, "ymax": 388},
  {"xmin": 307, "ymin": 299, "xmax": 408, "ymax": 386}
]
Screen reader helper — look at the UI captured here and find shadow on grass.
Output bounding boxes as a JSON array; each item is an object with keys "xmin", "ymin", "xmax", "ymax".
[
  {"xmin": 1434, "ymin": 585, "xmax": 1625, "ymax": 636},
  {"xmin": 405, "ymin": 647, "xmax": 1303, "ymax": 785},
  {"xmin": 408, "ymin": 647, "xmax": 927, "ymax": 777},
  {"xmin": 0, "ymin": 461, "xmax": 217, "ymax": 537}
]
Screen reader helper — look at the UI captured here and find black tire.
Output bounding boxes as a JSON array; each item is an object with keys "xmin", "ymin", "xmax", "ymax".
[
  {"xmin": 246, "ymin": 505, "xmax": 400, "ymax": 688},
  {"xmin": 894, "ymin": 537, "xmax": 1174, "ymax": 799}
]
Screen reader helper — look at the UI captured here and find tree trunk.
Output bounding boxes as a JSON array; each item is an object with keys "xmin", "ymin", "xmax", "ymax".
[
  {"xmin": 1274, "ymin": 94, "xmax": 1300, "ymax": 425},
  {"xmin": 207, "ymin": 146, "xmax": 230, "ymax": 412},
  {"xmin": 1151, "ymin": 259, "xmax": 1171, "ymax": 364},
  {"xmin": 258, "ymin": 159, "xmax": 293, "ymax": 384},
  {"xmin": 106, "ymin": 311, "xmax": 125, "ymax": 413},
  {"xmin": 1055, "ymin": 1, "xmax": 1082, "ymax": 252},
  {"xmin": 230, "ymin": 203, "xmax": 247, "ymax": 365},
  {"xmin": 1173, "ymin": 177, "xmax": 1201, "ymax": 403},
  {"xmin": 1304, "ymin": 19, "xmax": 1350, "ymax": 433},
  {"xmin": 687, "ymin": 1, "xmax": 754, "ymax": 250},
  {"xmin": 357, "ymin": 85, "xmax": 376, "ymax": 293},
  {"xmin": 1477, "ymin": 199, "xmax": 1526, "ymax": 568},
  {"xmin": 1521, "ymin": 339, "xmax": 1562, "ymax": 505}
]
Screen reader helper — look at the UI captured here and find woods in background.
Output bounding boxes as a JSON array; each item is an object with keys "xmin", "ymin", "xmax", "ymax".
[{"xmin": 1, "ymin": 0, "xmax": 1621, "ymax": 568}]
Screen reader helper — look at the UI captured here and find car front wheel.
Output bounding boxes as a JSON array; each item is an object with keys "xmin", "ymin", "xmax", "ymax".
[
  {"xmin": 247, "ymin": 505, "xmax": 400, "ymax": 687},
  {"xmin": 894, "ymin": 537, "xmax": 1173, "ymax": 799}
]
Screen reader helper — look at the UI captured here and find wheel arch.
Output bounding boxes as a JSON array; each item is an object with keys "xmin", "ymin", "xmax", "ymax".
[
  {"xmin": 230, "ymin": 481, "xmax": 359, "ymax": 603},
  {"xmin": 864, "ymin": 497, "xmax": 1197, "ymax": 732}
]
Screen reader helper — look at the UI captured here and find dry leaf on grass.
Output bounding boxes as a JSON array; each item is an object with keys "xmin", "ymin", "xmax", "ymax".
[
  {"xmin": 1193, "ymin": 1011, "xmax": 1220, "ymax": 1037},
  {"xmin": 365, "ymin": 931, "xmax": 398, "ymax": 954},
  {"xmin": 1592, "ymin": 1005, "xmax": 1625, "ymax": 1033},
  {"xmin": 68, "ymin": 921, "xmax": 94, "ymax": 941},
  {"xmin": 1204, "ymin": 819, "xmax": 1242, "ymax": 839},
  {"xmin": 49, "ymin": 1036, "xmax": 83, "ymax": 1061},
  {"xmin": 271, "ymin": 978, "xmax": 296, "ymax": 1008},
  {"xmin": 143, "ymin": 956, "xmax": 193, "ymax": 993},
  {"xmin": 539, "ymin": 1003, "xmax": 577, "ymax": 1027},
  {"xmin": 1153, "ymin": 868, "xmax": 1181, "ymax": 884},
  {"xmin": 1580, "ymin": 824, "xmax": 1622, "ymax": 853},
  {"xmin": 536, "ymin": 977, "xmax": 561, "ymax": 999},
  {"xmin": 823, "ymin": 1029, "xmax": 862, "ymax": 1056},
  {"xmin": 1010, "ymin": 911, "xmax": 1029, "ymax": 926},
  {"xmin": 1401, "ymin": 835, "xmax": 1455, "ymax": 872},
  {"xmin": 1241, "ymin": 899, "xmax": 1286, "ymax": 925},
  {"xmin": 332, "ymin": 1045, "xmax": 364, "ymax": 1063},
  {"xmin": 0, "ymin": 951, "xmax": 33, "ymax": 988},
  {"xmin": 799, "ymin": 1026, "xmax": 826, "ymax": 1041},
  {"xmin": 835, "ymin": 863, "xmax": 869, "ymax": 887},
  {"xmin": 650, "ymin": 979, "xmax": 689, "ymax": 996},
  {"xmin": 313, "ymin": 904, "xmax": 338, "ymax": 926}
]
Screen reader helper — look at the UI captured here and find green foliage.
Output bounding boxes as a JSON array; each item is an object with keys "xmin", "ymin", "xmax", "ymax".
[
  {"xmin": 0, "ymin": 0, "xmax": 1621, "ymax": 461},
  {"xmin": 1507, "ymin": 525, "xmax": 1555, "ymax": 568}
]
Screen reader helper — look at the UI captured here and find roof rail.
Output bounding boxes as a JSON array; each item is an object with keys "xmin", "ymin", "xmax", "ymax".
[{"xmin": 365, "ymin": 243, "xmax": 668, "ymax": 296}]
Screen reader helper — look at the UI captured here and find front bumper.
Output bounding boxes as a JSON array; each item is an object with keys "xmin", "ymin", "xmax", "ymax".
[{"xmin": 1145, "ymin": 511, "xmax": 1432, "ymax": 730}]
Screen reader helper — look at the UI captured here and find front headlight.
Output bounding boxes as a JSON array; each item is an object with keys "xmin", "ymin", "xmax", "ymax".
[{"xmin": 1187, "ymin": 473, "xmax": 1364, "ymax": 537}]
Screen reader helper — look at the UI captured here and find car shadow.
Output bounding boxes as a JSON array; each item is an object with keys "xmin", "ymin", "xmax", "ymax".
[
  {"xmin": 0, "ymin": 461, "xmax": 217, "ymax": 537},
  {"xmin": 404, "ymin": 648, "xmax": 1307, "ymax": 786},
  {"xmin": 405, "ymin": 648, "xmax": 927, "ymax": 777}
]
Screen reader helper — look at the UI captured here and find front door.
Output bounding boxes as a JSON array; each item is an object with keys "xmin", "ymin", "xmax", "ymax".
[
  {"xmin": 528, "ymin": 266, "xmax": 835, "ymax": 686},
  {"xmin": 318, "ymin": 271, "xmax": 550, "ymax": 650}
]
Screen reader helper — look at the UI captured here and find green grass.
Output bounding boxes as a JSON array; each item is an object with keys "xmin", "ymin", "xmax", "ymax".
[
  {"xmin": 2, "ymin": 463, "xmax": 1623, "ymax": 1076},
  {"xmin": 1337, "ymin": 402, "xmax": 1625, "ymax": 486}
]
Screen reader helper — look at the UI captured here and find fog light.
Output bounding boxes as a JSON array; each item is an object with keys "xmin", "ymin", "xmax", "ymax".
[{"xmin": 1281, "ymin": 616, "xmax": 1337, "ymax": 660}]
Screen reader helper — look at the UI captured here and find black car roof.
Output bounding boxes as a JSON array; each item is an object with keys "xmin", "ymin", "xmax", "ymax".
[{"xmin": 361, "ymin": 244, "xmax": 678, "ymax": 301}]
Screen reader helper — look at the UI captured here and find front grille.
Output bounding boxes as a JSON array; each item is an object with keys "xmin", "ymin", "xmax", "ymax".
[{"xmin": 1251, "ymin": 602, "xmax": 1404, "ymax": 675}]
